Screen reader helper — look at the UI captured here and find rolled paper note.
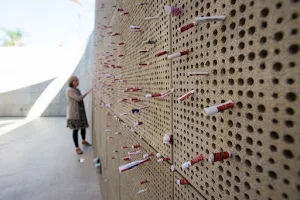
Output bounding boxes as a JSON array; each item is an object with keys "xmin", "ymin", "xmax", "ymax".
[
  {"xmin": 138, "ymin": 189, "xmax": 147, "ymax": 194},
  {"xmin": 155, "ymin": 50, "xmax": 168, "ymax": 57},
  {"xmin": 105, "ymin": 129, "xmax": 111, "ymax": 132},
  {"xmin": 181, "ymin": 154, "xmax": 205, "ymax": 169},
  {"xmin": 111, "ymin": 33, "xmax": 120, "ymax": 36},
  {"xmin": 160, "ymin": 88, "xmax": 174, "ymax": 99},
  {"xmin": 143, "ymin": 153, "xmax": 155, "ymax": 158},
  {"xmin": 171, "ymin": 165, "xmax": 176, "ymax": 172},
  {"xmin": 210, "ymin": 151, "xmax": 232, "ymax": 164},
  {"xmin": 157, "ymin": 157, "xmax": 170, "ymax": 162},
  {"xmin": 145, "ymin": 93, "xmax": 162, "ymax": 98},
  {"xmin": 168, "ymin": 50, "xmax": 189, "ymax": 59},
  {"xmin": 120, "ymin": 12, "xmax": 129, "ymax": 15},
  {"xmin": 114, "ymin": 132, "xmax": 121, "ymax": 135},
  {"xmin": 130, "ymin": 25, "xmax": 140, "ymax": 29},
  {"xmin": 112, "ymin": 150, "xmax": 118, "ymax": 153},
  {"xmin": 194, "ymin": 15, "xmax": 226, "ymax": 23},
  {"xmin": 177, "ymin": 22, "xmax": 197, "ymax": 33},
  {"xmin": 132, "ymin": 99, "xmax": 141, "ymax": 103},
  {"xmin": 132, "ymin": 144, "xmax": 141, "ymax": 149},
  {"xmin": 164, "ymin": 5, "xmax": 181, "ymax": 16},
  {"xmin": 131, "ymin": 29, "xmax": 141, "ymax": 32},
  {"xmin": 204, "ymin": 100, "xmax": 233, "ymax": 115},
  {"xmin": 123, "ymin": 156, "xmax": 131, "ymax": 161},
  {"xmin": 145, "ymin": 94, "xmax": 152, "ymax": 98},
  {"xmin": 125, "ymin": 87, "xmax": 142, "ymax": 92},
  {"xmin": 120, "ymin": 113, "xmax": 129, "ymax": 116},
  {"xmin": 187, "ymin": 72, "xmax": 209, "ymax": 77},
  {"xmin": 134, "ymin": 122, "xmax": 142, "ymax": 127},
  {"xmin": 124, "ymin": 87, "xmax": 133, "ymax": 92},
  {"xmin": 105, "ymin": 73, "xmax": 113, "ymax": 78},
  {"xmin": 119, "ymin": 158, "xmax": 150, "ymax": 173},
  {"xmin": 144, "ymin": 16, "xmax": 159, "ymax": 20},
  {"xmin": 176, "ymin": 179, "xmax": 189, "ymax": 185},
  {"xmin": 178, "ymin": 90, "xmax": 194, "ymax": 103},
  {"xmin": 119, "ymin": 98, "xmax": 127, "ymax": 102},
  {"xmin": 163, "ymin": 133, "xmax": 173, "ymax": 144},
  {"xmin": 139, "ymin": 50, "xmax": 149, "ymax": 53},
  {"xmin": 140, "ymin": 180, "xmax": 148, "ymax": 184},
  {"xmin": 128, "ymin": 150, "xmax": 140, "ymax": 155}
]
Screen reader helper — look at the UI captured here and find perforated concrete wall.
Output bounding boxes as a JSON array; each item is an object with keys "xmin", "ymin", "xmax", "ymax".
[{"xmin": 92, "ymin": 0, "xmax": 300, "ymax": 200}]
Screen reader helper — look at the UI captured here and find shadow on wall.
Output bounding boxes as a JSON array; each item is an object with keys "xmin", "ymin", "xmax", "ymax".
[{"xmin": 0, "ymin": 78, "xmax": 65, "ymax": 117}]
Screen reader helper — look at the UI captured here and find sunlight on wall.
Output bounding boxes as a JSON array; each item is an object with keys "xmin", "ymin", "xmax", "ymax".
[{"xmin": 27, "ymin": 48, "xmax": 83, "ymax": 117}]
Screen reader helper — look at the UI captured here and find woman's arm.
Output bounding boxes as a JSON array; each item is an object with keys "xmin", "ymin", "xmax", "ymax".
[{"xmin": 67, "ymin": 88, "xmax": 92, "ymax": 102}]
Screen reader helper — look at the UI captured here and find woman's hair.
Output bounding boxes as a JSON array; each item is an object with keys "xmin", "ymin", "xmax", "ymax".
[{"xmin": 68, "ymin": 76, "xmax": 78, "ymax": 88}]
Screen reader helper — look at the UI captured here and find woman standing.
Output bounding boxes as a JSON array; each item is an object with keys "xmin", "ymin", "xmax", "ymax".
[{"xmin": 66, "ymin": 76, "xmax": 92, "ymax": 154}]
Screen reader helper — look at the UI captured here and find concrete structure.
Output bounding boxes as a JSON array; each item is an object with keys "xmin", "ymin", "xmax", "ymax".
[
  {"xmin": 0, "ymin": 79, "xmax": 67, "ymax": 116},
  {"xmin": 0, "ymin": 33, "xmax": 94, "ymax": 117}
]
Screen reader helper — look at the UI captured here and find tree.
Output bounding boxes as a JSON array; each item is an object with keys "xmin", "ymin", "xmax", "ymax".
[{"xmin": 0, "ymin": 28, "xmax": 25, "ymax": 47}]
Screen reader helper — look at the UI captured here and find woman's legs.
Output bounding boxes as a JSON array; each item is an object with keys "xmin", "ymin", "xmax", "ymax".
[
  {"xmin": 73, "ymin": 129, "xmax": 83, "ymax": 154},
  {"xmin": 73, "ymin": 129, "xmax": 88, "ymax": 146},
  {"xmin": 81, "ymin": 128, "xmax": 86, "ymax": 141},
  {"xmin": 72, "ymin": 129, "xmax": 79, "ymax": 147},
  {"xmin": 81, "ymin": 129, "xmax": 91, "ymax": 146}
]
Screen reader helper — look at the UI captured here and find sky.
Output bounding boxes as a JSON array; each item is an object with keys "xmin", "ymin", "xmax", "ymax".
[
  {"xmin": 0, "ymin": 0, "xmax": 95, "ymax": 47},
  {"xmin": 0, "ymin": 0, "xmax": 95, "ymax": 95}
]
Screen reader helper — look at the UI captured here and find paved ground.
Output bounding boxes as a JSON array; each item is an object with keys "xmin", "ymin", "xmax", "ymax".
[{"xmin": 0, "ymin": 117, "xmax": 102, "ymax": 200}]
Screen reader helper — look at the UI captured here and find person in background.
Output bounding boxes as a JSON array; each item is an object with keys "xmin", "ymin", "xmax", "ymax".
[{"xmin": 66, "ymin": 76, "xmax": 92, "ymax": 154}]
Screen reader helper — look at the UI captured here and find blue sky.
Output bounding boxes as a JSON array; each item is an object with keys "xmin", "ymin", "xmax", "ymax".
[{"xmin": 0, "ymin": 0, "xmax": 95, "ymax": 47}]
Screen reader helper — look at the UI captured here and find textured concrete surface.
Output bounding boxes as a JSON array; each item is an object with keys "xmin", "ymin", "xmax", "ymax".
[
  {"xmin": 0, "ymin": 79, "xmax": 58, "ymax": 117},
  {"xmin": 0, "ymin": 117, "xmax": 101, "ymax": 200},
  {"xmin": 92, "ymin": 0, "xmax": 300, "ymax": 199}
]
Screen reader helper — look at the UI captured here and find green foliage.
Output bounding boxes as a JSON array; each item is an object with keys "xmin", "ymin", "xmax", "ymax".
[{"xmin": 0, "ymin": 28, "xmax": 25, "ymax": 46}]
